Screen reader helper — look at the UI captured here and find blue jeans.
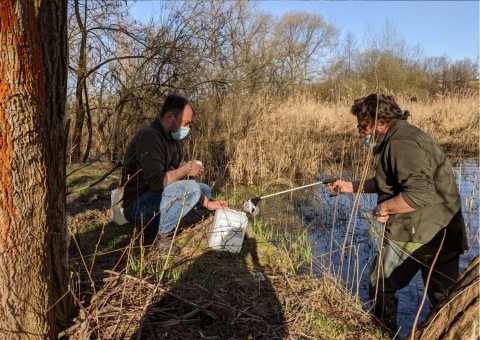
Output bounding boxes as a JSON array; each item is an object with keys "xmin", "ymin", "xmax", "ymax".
[{"xmin": 124, "ymin": 180, "xmax": 211, "ymax": 240}]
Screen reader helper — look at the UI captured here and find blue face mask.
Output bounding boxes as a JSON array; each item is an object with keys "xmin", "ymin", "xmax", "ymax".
[
  {"xmin": 363, "ymin": 134, "xmax": 377, "ymax": 148},
  {"xmin": 171, "ymin": 126, "xmax": 190, "ymax": 141}
]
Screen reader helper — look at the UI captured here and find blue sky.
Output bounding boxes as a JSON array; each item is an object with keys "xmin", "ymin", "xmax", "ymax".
[{"xmin": 130, "ymin": 1, "xmax": 479, "ymax": 62}]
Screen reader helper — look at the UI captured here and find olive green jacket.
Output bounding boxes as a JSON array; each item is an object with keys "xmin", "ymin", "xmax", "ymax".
[{"xmin": 375, "ymin": 121, "xmax": 467, "ymax": 253}]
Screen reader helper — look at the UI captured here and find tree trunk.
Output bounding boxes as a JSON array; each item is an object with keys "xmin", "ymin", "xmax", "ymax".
[
  {"xmin": 409, "ymin": 256, "xmax": 479, "ymax": 339},
  {"xmin": 0, "ymin": 0, "xmax": 71, "ymax": 338},
  {"xmin": 82, "ymin": 79, "xmax": 93, "ymax": 163},
  {"xmin": 70, "ymin": 0, "xmax": 88, "ymax": 162}
]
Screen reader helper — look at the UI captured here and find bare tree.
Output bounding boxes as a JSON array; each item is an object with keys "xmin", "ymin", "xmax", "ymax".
[
  {"xmin": 224, "ymin": 2, "xmax": 274, "ymax": 94},
  {"xmin": 340, "ymin": 20, "xmax": 432, "ymax": 97},
  {"xmin": 449, "ymin": 58, "xmax": 478, "ymax": 93},
  {"xmin": 68, "ymin": 0, "xmax": 135, "ymax": 162},
  {"xmin": 273, "ymin": 12, "xmax": 339, "ymax": 91},
  {"xmin": 182, "ymin": 0, "xmax": 235, "ymax": 101},
  {"xmin": 322, "ymin": 31, "xmax": 362, "ymax": 100},
  {"xmin": 425, "ymin": 55, "xmax": 452, "ymax": 95},
  {"xmin": 0, "ymin": 0, "xmax": 71, "ymax": 337},
  {"xmin": 89, "ymin": 2, "xmax": 202, "ymax": 162}
]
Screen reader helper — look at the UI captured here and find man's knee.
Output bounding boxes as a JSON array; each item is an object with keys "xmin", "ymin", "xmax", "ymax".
[
  {"xmin": 170, "ymin": 180, "xmax": 200, "ymax": 197},
  {"xmin": 199, "ymin": 183, "xmax": 211, "ymax": 199},
  {"xmin": 186, "ymin": 180, "xmax": 202, "ymax": 204}
]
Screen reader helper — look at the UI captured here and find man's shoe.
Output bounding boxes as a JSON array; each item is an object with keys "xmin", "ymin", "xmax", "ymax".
[{"xmin": 153, "ymin": 237, "xmax": 180, "ymax": 255}]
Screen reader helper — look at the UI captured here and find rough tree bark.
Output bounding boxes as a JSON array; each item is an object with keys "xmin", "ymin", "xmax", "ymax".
[
  {"xmin": 0, "ymin": 0, "xmax": 71, "ymax": 338},
  {"xmin": 409, "ymin": 256, "xmax": 479, "ymax": 339}
]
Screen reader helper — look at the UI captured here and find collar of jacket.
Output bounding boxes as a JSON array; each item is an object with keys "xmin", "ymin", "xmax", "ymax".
[
  {"xmin": 152, "ymin": 118, "xmax": 174, "ymax": 141},
  {"xmin": 378, "ymin": 120, "xmax": 409, "ymax": 148}
]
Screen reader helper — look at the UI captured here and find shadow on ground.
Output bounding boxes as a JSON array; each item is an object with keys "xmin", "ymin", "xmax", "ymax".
[
  {"xmin": 136, "ymin": 234, "xmax": 287, "ymax": 339},
  {"xmin": 67, "ymin": 180, "xmax": 117, "ymax": 215},
  {"xmin": 68, "ymin": 201, "xmax": 220, "ymax": 308}
]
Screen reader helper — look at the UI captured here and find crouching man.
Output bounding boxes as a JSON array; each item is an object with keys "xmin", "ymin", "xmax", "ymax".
[{"xmin": 120, "ymin": 94, "xmax": 228, "ymax": 251}]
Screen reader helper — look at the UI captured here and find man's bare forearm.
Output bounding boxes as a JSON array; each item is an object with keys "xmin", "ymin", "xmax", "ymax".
[{"xmin": 378, "ymin": 194, "xmax": 416, "ymax": 215}]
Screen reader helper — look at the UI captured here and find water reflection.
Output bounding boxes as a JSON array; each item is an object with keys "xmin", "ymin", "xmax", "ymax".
[{"xmin": 309, "ymin": 160, "xmax": 479, "ymax": 339}]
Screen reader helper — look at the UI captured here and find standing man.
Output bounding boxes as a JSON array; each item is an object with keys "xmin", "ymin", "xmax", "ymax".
[
  {"xmin": 121, "ymin": 94, "xmax": 228, "ymax": 250},
  {"xmin": 329, "ymin": 93, "xmax": 467, "ymax": 334}
]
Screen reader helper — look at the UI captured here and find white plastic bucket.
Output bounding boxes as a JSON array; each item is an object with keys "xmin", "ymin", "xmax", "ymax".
[{"xmin": 209, "ymin": 209, "xmax": 248, "ymax": 253}]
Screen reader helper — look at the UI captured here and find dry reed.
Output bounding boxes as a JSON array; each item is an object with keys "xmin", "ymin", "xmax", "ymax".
[{"xmin": 190, "ymin": 93, "xmax": 478, "ymax": 187}]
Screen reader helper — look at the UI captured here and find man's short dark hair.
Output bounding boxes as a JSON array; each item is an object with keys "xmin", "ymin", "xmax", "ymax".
[{"xmin": 159, "ymin": 94, "xmax": 191, "ymax": 118}]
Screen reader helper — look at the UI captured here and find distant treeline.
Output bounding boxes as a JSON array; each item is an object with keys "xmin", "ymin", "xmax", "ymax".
[{"xmin": 66, "ymin": 0, "xmax": 479, "ymax": 164}]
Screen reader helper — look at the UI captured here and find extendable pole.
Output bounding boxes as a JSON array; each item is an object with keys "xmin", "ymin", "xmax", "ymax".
[{"xmin": 247, "ymin": 178, "xmax": 338, "ymax": 210}]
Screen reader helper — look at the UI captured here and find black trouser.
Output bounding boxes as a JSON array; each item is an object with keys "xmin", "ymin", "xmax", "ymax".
[{"xmin": 368, "ymin": 230, "xmax": 460, "ymax": 333}]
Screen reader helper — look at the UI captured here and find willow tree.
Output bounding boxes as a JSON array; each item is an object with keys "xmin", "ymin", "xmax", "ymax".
[{"xmin": 0, "ymin": 0, "xmax": 71, "ymax": 337}]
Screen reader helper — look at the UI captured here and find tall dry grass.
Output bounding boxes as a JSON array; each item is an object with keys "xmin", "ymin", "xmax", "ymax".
[
  {"xmin": 190, "ymin": 92, "xmax": 478, "ymax": 188},
  {"xmin": 405, "ymin": 94, "xmax": 479, "ymax": 160}
]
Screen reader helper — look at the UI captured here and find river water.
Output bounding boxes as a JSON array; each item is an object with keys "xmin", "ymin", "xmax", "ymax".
[{"xmin": 306, "ymin": 160, "xmax": 479, "ymax": 339}]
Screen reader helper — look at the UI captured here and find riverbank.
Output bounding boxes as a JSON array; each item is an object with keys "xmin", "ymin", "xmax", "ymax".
[{"xmin": 63, "ymin": 162, "xmax": 390, "ymax": 339}]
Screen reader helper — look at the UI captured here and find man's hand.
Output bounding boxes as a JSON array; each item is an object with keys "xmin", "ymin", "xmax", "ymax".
[
  {"xmin": 372, "ymin": 205, "xmax": 389, "ymax": 223},
  {"xmin": 328, "ymin": 180, "xmax": 353, "ymax": 194},
  {"xmin": 187, "ymin": 160, "xmax": 204, "ymax": 177},
  {"xmin": 206, "ymin": 200, "xmax": 229, "ymax": 210}
]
